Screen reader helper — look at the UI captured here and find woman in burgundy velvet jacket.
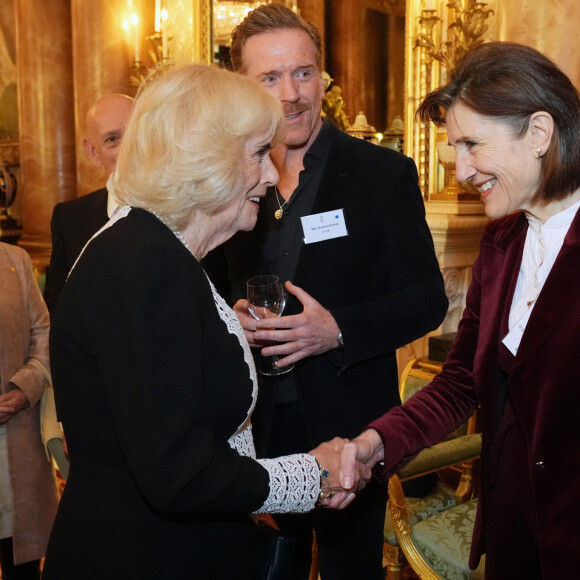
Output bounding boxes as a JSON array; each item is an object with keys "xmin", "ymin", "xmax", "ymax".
[{"xmin": 340, "ymin": 42, "xmax": 580, "ymax": 580}]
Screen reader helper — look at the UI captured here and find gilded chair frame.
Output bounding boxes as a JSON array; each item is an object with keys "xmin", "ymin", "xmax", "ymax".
[
  {"xmin": 384, "ymin": 357, "xmax": 481, "ymax": 580},
  {"xmin": 387, "ymin": 432, "xmax": 481, "ymax": 580},
  {"xmin": 389, "ymin": 475, "xmax": 444, "ymax": 580}
]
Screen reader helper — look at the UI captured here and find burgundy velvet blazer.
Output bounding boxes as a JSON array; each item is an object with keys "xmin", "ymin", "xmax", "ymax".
[{"xmin": 369, "ymin": 208, "xmax": 580, "ymax": 576}]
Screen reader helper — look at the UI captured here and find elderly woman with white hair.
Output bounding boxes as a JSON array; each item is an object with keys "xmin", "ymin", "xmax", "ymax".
[{"xmin": 42, "ymin": 64, "xmax": 358, "ymax": 580}]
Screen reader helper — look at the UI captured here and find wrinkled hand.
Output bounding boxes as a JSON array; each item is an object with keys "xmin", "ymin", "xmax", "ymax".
[
  {"xmin": 310, "ymin": 437, "xmax": 373, "ymax": 510},
  {"xmin": 253, "ymin": 281, "xmax": 340, "ymax": 368},
  {"xmin": 339, "ymin": 429, "xmax": 385, "ymax": 491},
  {"xmin": 0, "ymin": 388, "xmax": 29, "ymax": 425}
]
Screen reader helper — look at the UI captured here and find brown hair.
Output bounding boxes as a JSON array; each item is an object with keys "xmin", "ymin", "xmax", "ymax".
[
  {"xmin": 417, "ymin": 41, "xmax": 580, "ymax": 201},
  {"xmin": 230, "ymin": 4, "xmax": 322, "ymax": 73}
]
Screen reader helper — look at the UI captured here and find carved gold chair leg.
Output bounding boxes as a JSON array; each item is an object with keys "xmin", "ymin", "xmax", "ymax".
[
  {"xmin": 383, "ymin": 541, "xmax": 404, "ymax": 580},
  {"xmin": 454, "ymin": 460, "xmax": 475, "ymax": 503},
  {"xmin": 452, "ymin": 412, "xmax": 478, "ymax": 502},
  {"xmin": 388, "ymin": 476, "xmax": 444, "ymax": 580}
]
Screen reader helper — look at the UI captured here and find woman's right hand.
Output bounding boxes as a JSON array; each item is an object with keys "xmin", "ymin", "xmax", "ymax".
[
  {"xmin": 233, "ymin": 299, "xmax": 260, "ymax": 346},
  {"xmin": 339, "ymin": 429, "xmax": 385, "ymax": 491},
  {"xmin": 310, "ymin": 437, "xmax": 372, "ymax": 509}
]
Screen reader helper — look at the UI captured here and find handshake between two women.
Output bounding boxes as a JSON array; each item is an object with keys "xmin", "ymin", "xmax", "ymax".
[{"xmin": 309, "ymin": 428, "xmax": 385, "ymax": 509}]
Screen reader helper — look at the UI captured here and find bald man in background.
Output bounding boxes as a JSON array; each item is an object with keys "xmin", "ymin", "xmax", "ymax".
[{"xmin": 44, "ymin": 94, "xmax": 134, "ymax": 313}]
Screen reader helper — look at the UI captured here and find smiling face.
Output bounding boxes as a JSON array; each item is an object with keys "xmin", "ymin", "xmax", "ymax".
[
  {"xmin": 447, "ymin": 102, "xmax": 544, "ymax": 219},
  {"xmin": 241, "ymin": 29, "xmax": 326, "ymax": 150},
  {"xmin": 213, "ymin": 133, "xmax": 279, "ymax": 240}
]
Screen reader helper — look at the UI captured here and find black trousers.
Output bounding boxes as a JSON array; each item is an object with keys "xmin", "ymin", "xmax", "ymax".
[
  {"xmin": 265, "ymin": 399, "xmax": 386, "ymax": 580},
  {"xmin": 0, "ymin": 538, "xmax": 41, "ymax": 580}
]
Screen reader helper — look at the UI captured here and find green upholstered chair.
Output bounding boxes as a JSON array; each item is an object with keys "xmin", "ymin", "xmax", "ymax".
[
  {"xmin": 386, "ymin": 434, "xmax": 483, "ymax": 580},
  {"xmin": 383, "ymin": 358, "xmax": 482, "ymax": 580},
  {"xmin": 408, "ymin": 498, "xmax": 484, "ymax": 580}
]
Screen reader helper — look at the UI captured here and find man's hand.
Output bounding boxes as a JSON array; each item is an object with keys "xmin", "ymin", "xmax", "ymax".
[
  {"xmin": 0, "ymin": 388, "xmax": 29, "ymax": 425},
  {"xmin": 339, "ymin": 429, "xmax": 385, "ymax": 491},
  {"xmin": 253, "ymin": 281, "xmax": 341, "ymax": 367}
]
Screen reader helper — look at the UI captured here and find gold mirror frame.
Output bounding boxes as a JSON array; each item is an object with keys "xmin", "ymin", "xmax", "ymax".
[
  {"xmin": 194, "ymin": 0, "xmax": 212, "ymax": 63},
  {"xmin": 405, "ymin": 0, "xmax": 441, "ymax": 199}
]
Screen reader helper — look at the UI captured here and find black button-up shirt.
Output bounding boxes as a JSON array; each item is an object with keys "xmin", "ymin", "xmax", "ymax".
[
  {"xmin": 261, "ymin": 120, "xmax": 332, "ymax": 286},
  {"xmin": 259, "ymin": 121, "xmax": 333, "ymax": 406}
]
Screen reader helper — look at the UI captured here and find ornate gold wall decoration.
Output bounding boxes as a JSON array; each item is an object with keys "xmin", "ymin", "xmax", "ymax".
[
  {"xmin": 406, "ymin": 0, "xmax": 494, "ymax": 199},
  {"xmin": 322, "ymin": 73, "xmax": 351, "ymax": 132},
  {"xmin": 194, "ymin": 0, "xmax": 213, "ymax": 63}
]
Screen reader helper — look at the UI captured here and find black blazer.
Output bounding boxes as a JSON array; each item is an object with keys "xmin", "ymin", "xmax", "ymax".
[
  {"xmin": 43, "ymin": 209, "xmax": 270, "ymax": 579},
  {"xmin": 44, "ymin": 188, "xmax": 109, "ymax": 313},
  {"xmin": 223, "ymin": 124, "xmax": 448, "ymax": 447}
]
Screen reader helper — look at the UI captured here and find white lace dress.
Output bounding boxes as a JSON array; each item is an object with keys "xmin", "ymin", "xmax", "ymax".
[{"xmin": 210, "ymin": 278, "xmax": 320, "ymax": 514}]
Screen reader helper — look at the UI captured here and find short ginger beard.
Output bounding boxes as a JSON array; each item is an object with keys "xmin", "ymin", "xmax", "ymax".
[{"xmin": 283, "ymin": 102, "xmax": 323, "ymax": 148}]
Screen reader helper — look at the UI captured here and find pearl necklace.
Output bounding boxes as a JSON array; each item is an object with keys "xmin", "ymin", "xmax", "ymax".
[
  {"xmin": 149, "ymin": 208, "xmax": 193, "ymax": 253},
  {"xmin": 173, "ymin": 229, "xmax": 192, "ymax": 252}
]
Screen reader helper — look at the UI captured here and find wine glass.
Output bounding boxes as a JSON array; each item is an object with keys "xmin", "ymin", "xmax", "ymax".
[{"xmin": 246, "ymin": 275, "xmax": 294, "ymax": 376}]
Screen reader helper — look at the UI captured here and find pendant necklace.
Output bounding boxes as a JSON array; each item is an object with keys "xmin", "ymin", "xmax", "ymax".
[{"xmin": 274, "ymin": 187, "xmax": 288, "ymax": 220}]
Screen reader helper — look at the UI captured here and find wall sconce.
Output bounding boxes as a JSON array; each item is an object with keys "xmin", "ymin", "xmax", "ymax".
[
  {"xmin": 416, "ymin": 0, "xmax": 494, "ymax": 71},
  {"xmin": 129, "ymin": 3, "xmax": 173, "ymax": 89}
]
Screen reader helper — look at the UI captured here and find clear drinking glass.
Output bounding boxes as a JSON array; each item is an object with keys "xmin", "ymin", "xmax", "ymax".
[{"xmin": 246, "ymin": 275, "xmax": 294, "ymax": 376}]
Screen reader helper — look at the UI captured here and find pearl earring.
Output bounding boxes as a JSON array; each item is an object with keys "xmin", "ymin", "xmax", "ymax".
[{"xmin": 537, "ymin": 148, "xmax": 542, "ymax": 159}]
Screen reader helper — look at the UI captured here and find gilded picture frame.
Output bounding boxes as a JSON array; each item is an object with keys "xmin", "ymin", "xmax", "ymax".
[{"xmin": 193, "ymin": 0, "xmax": 212, "ymax": 64}]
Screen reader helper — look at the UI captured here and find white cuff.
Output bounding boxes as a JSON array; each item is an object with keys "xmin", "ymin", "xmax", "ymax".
[{"xmin": 254, "ymin": 453, "xmax": 320, "ymax": 514}]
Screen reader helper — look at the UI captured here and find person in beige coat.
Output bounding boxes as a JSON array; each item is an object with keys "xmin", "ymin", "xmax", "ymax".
[{"xmin": 0, "ymin": 242, "xmax": 59, "ymax": 579}]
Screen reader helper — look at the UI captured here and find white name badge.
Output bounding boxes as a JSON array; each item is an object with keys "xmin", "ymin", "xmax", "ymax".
[{"xmin": 301, "ymin": 209, "xmax": 348, "ymax": 245}]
